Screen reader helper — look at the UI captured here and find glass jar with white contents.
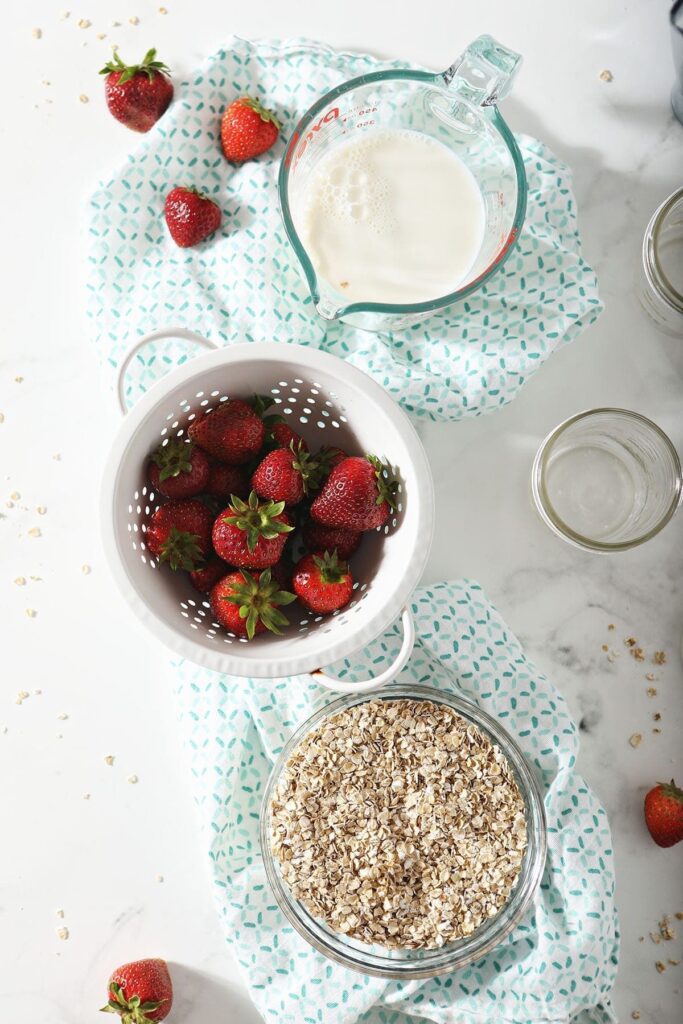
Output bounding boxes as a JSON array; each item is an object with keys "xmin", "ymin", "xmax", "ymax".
[
  {"xmin": 260, "ymin": 684, "xmax": 547, "ymax": 979},
  {"xmin": 639, "ymin": 187, "xmax": 683, "ymax": 337}
]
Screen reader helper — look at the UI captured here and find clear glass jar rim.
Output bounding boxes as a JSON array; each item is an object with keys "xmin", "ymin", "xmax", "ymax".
[
  {"xmin": 643, "ymin": 187, "xmax": 683, "ymax": 314},
  {"xmin": 259, "ymin": 683, "xmax": 547, "ymax": 979},
  {"xmin": 531, "ymin": 407, "xmax": 683, "ymax": 552}
]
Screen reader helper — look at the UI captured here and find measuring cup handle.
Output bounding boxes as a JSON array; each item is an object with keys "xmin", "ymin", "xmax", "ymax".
[
  {"xmin": 442, "ymin": 34, "xmax": 522, "ymax": 106},
  {"xmin": 116, "ymin": 327, "xmax": 219, "ymax": 416},
  {"xmin": 309, "ymin": 607, "xmax": 415, "ymax": 694}
]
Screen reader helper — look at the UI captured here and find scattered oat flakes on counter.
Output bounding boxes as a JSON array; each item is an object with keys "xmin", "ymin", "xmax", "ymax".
[
  {"xmin": 25, "ymin": 608, "xmax": 37, "ymax": 618},
  {"xmin": 36, "ymin": 506, "xmax": 47, "ymax": 515},
  {"xmin": 104, "ymin": 755, "xmax": 115, "ymax": 766},
  {"xmin": 52, "ymin": 453, "xmax": 61, "ymax": 461},
  {"xmin": 631, "ymin": 1013, "xmax": 640, "ymax": 1021},
  {"xmin": 127, "ymin": 774, "xmax": 139, "ymax": 784},
  {"xmin": 656, "ymin": 960, "xmax": 667, "ymax": 973},
  {"xmin": 96, "ymin": 32, "xmax": 106, "ymax": 39},
  {"xmin": 670, "ymin": 959, "xmax": 681, "ymax": 966},
  {"xmin": 159, "ymin": 6, "xmax": 168, "ymax": 12},
  {"xmin": 676, "ymin": 912, "xmax": 683, "ymax": 921},
  {"xmin": 646, "ymin": 672, "xmax": 657, "ymax": 682},
  {"xmin": 599, "ymin": 69, "xmax": 613, "ymax": 82},
  {"xmin": 607, "ymin": 623, "xmax": 615, "ymax": 630},
  {"xmin": 156, "ymin": 874, "xmax": 164, "ymax": 882},
  {"xmin": 57, "ymin": 712, "xmax": 68, "ymax": 721},
  {"xmin": 56, "ymin": 909, "xmax": 64, "ymax": 918},
  {"xmin": 32, "ymin": 28, "xmax": 42, "ymax": 39},
  {"xmin": 660, "ymin": 916, "xmax": 676, "ymax": 941},
  {"xmin": 651, "ymin": 931, "xmax": 662, "ymax": 944},
  {"xmin": 647, "ymin": 687, "xmax": 657, "ymax": 698},
  {"xmin": 16, "ymin": 691, "xmax": 30, "ymax": 705},
  {"xmin": 79, "ymin": 94, "xmax": 89, "ymax": 103},
  {"xmin": 653, "ymin": 712, "xmax": 661, "ymax": 722},
  {"xmin": 27, "ymin": 527, "xmax": 41, "ymax": 538},
  {"xmin": 56, "ymin": 926, "xmax": 69, "ymax": 940},
  {"xmin": 77, "ymin": 18, "xmax": 90, "ymax": 28},
  {"xmin": 601, "ymin": 643, "xmax": 609, "ymax": 652},
  {"xmin": 129, "ymin": 15, "xmax": 139, "ymax": 25},
  {"xmin": 653, "ymin": 650, "xmax": 667, "ymax": 665},
  {"xmin": 629, "ymin": 733, "xmax": 642, "ymax": 748},
  {"xmin": 14, "ymin": 577, "xmax": 26, "ymax": 586},
  {"xmin": 61, "ymin": 11, "xmax": 70, "ymax": 19},
  {"xmin": 10, "ymin": 491, "xmax": 20, "ymax": 501},
  {"xmin": 81, "ymin": 564, "xmax": 91, "ymax": 575},
  {"xmin": 83, "ymin": 793, "xmax": 91, "ymax": 800},
  {"xmin": 0, "ymin": 413, "xmax": 4, "ymax": 423},
  {"xmin": 15, "ymin": 376, "xmax": 23, "ymax": 383}
]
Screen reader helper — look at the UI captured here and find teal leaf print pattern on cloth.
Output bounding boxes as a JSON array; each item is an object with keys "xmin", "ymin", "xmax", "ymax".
[
  {"xmin": 173, "ymin": 580, "xmax": 619, "ymax": 1024},
  {"xmin": 84, "ymin": 37, "xmax": 603, "ymax": 421}
]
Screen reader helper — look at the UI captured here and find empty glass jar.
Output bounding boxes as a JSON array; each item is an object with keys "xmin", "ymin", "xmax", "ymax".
[
  {"xmin": 639, "ymin": 187, "xmax": 683, "ymax": 336},
  {"xmin": 531, "ymin": 409, "xmax": 682, "ymax": 551}
]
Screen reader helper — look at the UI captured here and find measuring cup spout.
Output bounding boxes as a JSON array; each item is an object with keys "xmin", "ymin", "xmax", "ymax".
[
  {"xmin": 314, "ymin": 295, "xmax": 342, "ymax": 321},
  {"xmin": 442, "ymin": 34, "xmax": 522, "ymax": 107}
]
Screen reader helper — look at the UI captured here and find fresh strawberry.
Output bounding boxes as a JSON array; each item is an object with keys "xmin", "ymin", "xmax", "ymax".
[
  {"xmin": 310, "ymin": 455, "xmax": 398, "ymax": 531},
  {"xmin": 148, "ymin": 438, "xmax": 209, "ymax": 498},
  {"xmin": 101, "ymin": 957, "xmax": 172, "ymax": 1023},
  {"xmin": 644, "ymin": 779, "xmax": 683, "ymax": 847},
  {"xmin": 205, "ymin": 460, "xmax": 248, "ymax": 502},
  {"xmin": 271, "ymin": 422, "xmax": 308, "ymax": 452},
  {"xmin": 251, "ymin": 442, "xmax": 322, "ymax": 505},
  {"xmin": 188, "ymin": 399, "xmax": 265, "ymax": 464},
  {"xmin": 292, "ymin": 550, "xmax": 354, "ymax": 614},
  {"xmin": 164, "ymin": 187, "xmax": 221, "ymax": 248},
  {"xmin": 99, "ymin": 48, "xmax": 173, "ymax": 133},
  {"xmin": 146, "ymin": 499, "xmax": 213, "ymax": 570},
  {"xmin": 302, "ymin": 520, "xmax": 362, "ymax": 559},
  {"xmin": 210, "ymin": 569, "xmax": 296, "ymax": 639},
  {"xmin": 189, "ymin": 555, "xmax": 231, "ymax": 595},
  {"xmin": 220, "ymin": 96, "xmax": 280, "ymax": 162},
  {"xmin": 212, "ymin": 491, "xmax": 293, "ymax": 568}
]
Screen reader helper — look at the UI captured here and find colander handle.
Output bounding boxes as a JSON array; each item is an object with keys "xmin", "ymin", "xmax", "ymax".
[
  {"xmin": 310, "ymin": 606, "xmax": 415, "ymax": 693},
  {"xmin": 116, "ymin": 328, "xmax": 219, "ymax": 415}
]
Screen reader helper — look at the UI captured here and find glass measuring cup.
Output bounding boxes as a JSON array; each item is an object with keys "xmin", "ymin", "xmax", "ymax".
[{"xmin": 278, "ymin": 35, "xmax": 527, "ymax": 333}]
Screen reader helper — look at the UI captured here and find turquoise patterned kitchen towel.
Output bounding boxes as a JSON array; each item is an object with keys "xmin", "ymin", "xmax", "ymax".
[
  {"xmin": 173, "ymin": 579, "xmax": 619, "ymax": 1024},
  {"xmin": 84, "ymin": 36, "xmax": 603, "ymax": 422}
]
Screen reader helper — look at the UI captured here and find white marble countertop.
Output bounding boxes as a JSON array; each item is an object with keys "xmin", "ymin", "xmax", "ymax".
[{"xmin": 1, "ymin": 1, "xmax": 682, "ymax": 1021}]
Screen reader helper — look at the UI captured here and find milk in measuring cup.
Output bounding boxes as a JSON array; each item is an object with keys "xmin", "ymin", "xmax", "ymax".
[{"xmin": 294, "ymin": 129, "xmax": 485, "ymax": 305}]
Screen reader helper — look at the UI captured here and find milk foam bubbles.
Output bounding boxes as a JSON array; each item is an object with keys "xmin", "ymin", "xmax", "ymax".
[{"xmin": 294, "ymin": 129, "xmax": 485, "ymax": 305}]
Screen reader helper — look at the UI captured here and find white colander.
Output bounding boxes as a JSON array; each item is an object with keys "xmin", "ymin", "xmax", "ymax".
[{"xmin": 101, "ymin": 329, "xmax": 434, "ymax": 691}]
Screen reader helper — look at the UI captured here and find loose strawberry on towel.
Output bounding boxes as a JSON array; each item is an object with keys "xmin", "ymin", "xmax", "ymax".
[
  {"xmin": 101, "ymin": 957, "xmax": 173, "ymax": 1022},
  {"xmin": 99, "ymin": 48, "xmax": 173, "ymax": 133},
  {"xmin": 220, "ymin": 96, "xmax": 280, "ymax": 162},
  {"xmin": 164, "ymin": 187, "xmax": 221, "ymax": 248}
]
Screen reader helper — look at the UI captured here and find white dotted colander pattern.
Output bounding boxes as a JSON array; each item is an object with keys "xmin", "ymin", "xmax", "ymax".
[{"xmin": 101, "ymin": 330, "xmax": 434, "ymax": 688}]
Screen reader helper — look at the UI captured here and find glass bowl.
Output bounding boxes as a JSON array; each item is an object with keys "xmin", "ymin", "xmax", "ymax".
[{"xmin": 259, "ymin": 683, "xmax": 547, "ymax": 978}]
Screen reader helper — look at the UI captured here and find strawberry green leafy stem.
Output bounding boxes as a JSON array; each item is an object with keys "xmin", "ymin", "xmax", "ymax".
[
  {"xmin": 241, "ymin": 96, "xmax": 281, "ymax": 130},
  {"xmin": 150, "ymin": 438, "xmax": 194, "ymax": 482},
  {"xmin": 159, "ymin": 525, "xmax": 205, "ymax": 571},
  {"xmin": 224, "ymin": 491, "xmax": 294, "ymax": 552},
  {"xmin": 366, "ymin": 454, "xmax": 399, "ymax": 511},
  {"xmin": 222, "ymin": 568, "xmax": 296, "ymax": 639},
  {"xmin": 313, "ymin": 549, "xmax": 348, "ymax": 584},
  {"xmin": 100, "ymin": 981, "xmax": 165, "ymax": 1024},
  {"xmin": 99, "ymin": 48, "xmax": 171, "ymax": 84}
]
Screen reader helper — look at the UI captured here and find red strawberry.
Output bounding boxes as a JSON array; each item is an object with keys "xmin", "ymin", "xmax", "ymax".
[
  {"xmin": 220, "ymin": 96, "xmax": 280, "ymax": 162},
  {"xmin": 292, "ymin": 550, "xmax": 354, "ymax": 614},
  {"xmin": 189, "ymin": 555, "xmax": 231, "ymax": 595},
  {"xmin": 270, "ymin": 422, "xmax": 308, "ymax": 452},
  {"xmin": 99, "ymin": 49, "xmax": 173, "ymax": 133},
  {"xmin": 302, "ymin": 520, "xmax": 362, "ymax": 560},
  {"xmin": 310, "ymin": 455, "xmax": 398, "ymax": 531},
  {"xmin": 101, "ymin": 957, "xmax": 172, "ymax": 1022},
  {"xmin": 644, "ymin": 779, "xmax": 683, "ymax": 847},
  {"xmin": 146, "ymin": 499, "xmax": 213, "ymax": 570},
  {"xmin": 164, "ymin": 187, "xmax": 221, "ymax": 248},
  {"xmin": 148, "ymin": 438, "xmax": 209, "ymax": 498},
  {"xmin": 188, "ymin": 400, "xmax": 265, "ymax": 465},
  {"xmin": 251, "ymin": 443, "xmax": 321, "ymax": 506},
  {"xmin": 212, "ymin": 491, "xmax": 293, "ymax": 568},
  {"xmin": 210, "ymin": 569, "xmax": 296, "ymax": 639},
  {"xmin": 205, "ymin": 460, "xmax": 248, "ymax": 502}
]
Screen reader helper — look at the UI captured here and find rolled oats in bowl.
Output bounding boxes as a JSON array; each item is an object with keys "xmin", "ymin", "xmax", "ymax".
[{"xmin": 261, "ymin": 685, "xmax": 547, "ymax": 978}]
